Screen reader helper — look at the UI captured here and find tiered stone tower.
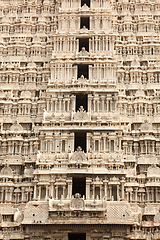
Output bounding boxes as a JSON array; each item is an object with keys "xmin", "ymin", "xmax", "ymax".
[{"xmin": 0, "ymin": 0, "xmax": 160, "ymax": 239}]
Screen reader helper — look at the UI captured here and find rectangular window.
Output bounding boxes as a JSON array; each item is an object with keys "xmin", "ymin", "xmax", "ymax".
[
  {"xmin": 80, "ymin": 17, "xmax": 90, "ymax": 29},
  {"xmin": 78, "ymin": 38, "xmax": 89, "ymax": 52},
  {"xmin": 75, "ymin": 132, "xmax": 86, "ymax": 152},
  {"xmin": 58, "ymin": 186, "xmax": 63, "ymax": 199},
  {"xmin": 62, "ymin": 140, "xmax": 65, "ymax": 152},
  {"xmin": 72, "ymin": 177, "xmax": 86, "ymax": 197},
  {"xmin": 76, "ymin": 94, "xmax": 88, "ymax": 112},
  {"xmin": 112, "ymin": 186, "xmax": 117, "ymax": 201},
  {"xmin": 111, "ymin": 140, "xmax": 114, "ymax": 152},
  {"xmin": 69, "ymin": 233, "xmax": 86, "ymax": 240},
  {"xmin": 95, "ymin": 140, "xmax": 99, "ymax": 152},
  {"xmin": 78, "ymin": 64, "xmax": 89, "ymax": 79},
  {"xmin": 95, "ymin": 187, "xmax": 100, "ymax": 199}
]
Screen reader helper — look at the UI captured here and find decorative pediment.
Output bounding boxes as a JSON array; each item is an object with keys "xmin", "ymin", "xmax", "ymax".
[
  {"xmin": 81, "ymin": 3, "xmax": 89, "ymax": 10},
  {"xmin": 80, "ymin": 26, "xmax": 89, "ymax": 34},
  {"xmin": 27, "ymin": 61, "xmax": 36, "ymax": 69},
  {"xmin": 147, "ymin": 165, "xmax": 160, "ymax": 177},
  {"xmin": 10, "ymin": 121, "xmax": 23, "ymax": 132},
  {"xmin": 77, "ymin": 75, "xmax": 88, "ymax": 84},
  {"xmin": 70, "ymin": 193, "xmax": 85, "ymax": 211},
  {"xmin": 1, "ymin": 165, "xmax": 13, "ymax": 177},
  {"xmin": 135, "ymin": 89, "xmax": 145, "ymax": 98},
  {"xmin": 79, "ymin": 47, "xmax": 90, "ymax": 57},
  {"xmin": 20, "ymin": 91, "xmax": 31, "ymax": 99},
  {"xmin": 73, "ymin": 106, "xmax": 89, "ymax": 122},
  {"xmin": 69, "ymin": 147, "xmax": 90, "ymax": 168},
  {"xmin": 141, "ymin": 121, "xmax": 153, "ymax": 132},
  {"xmin": 71, "ymin": 146, "xmax": 86, "ymax": 163}
]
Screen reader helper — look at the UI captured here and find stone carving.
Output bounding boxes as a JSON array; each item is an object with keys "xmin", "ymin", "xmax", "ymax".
[
  {"xmin": 73, "ymin": 106, "xmax": 88, "ymax": 122},
  {"xmin": 141, "ymin": 121, "xmax": 153, "ymax": 132},
  {"xmin": 79, "ymin": 47, "xmax": 89, "ymax": 56},
  {"xmin": 77, "ymin": 75, "xmax": 89, "ymax": 84},
  {"xmin": 43, "ymin": 110, "xmax": 54, "ymax": 121},
  {"xmin": 144, "ymin": 204, "xmax": 157, "ymax": 214},
  {"xmin": 10, "ymin": 121, "xmax": 23, "ymax": 132},
  {"xmin": 24, "ymin": 166, "xmax": 34, "ymax": 177},
  {"xmin": 71, "ymin": 146, "xmax": 86, "ymax": 163},
  {"xmin": 0, "ymin": 0, "xmax": 160, "ymax": 238},
  {"xmin": 20, "ymin": 91, "xmax": 31, "ymax": 99},
  {"xmin": 14, "ymin": 209, "xmax": 24, "ymax": 223},
  {"xmin": 1, "ymin": 165, "xmax": 13, "ymax": 177},
  {"xmin": 147, "ymin": 165, "xmax": 160, "ymax": 177},
  {"xmin": 70, "ymin": 193, "xmax": 85, "ymax": 210}
]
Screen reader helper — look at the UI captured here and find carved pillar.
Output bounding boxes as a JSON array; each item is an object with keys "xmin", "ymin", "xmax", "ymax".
[
  {"xmin": 63, "ymin": 186, "xmax": 66, "ymax": 199},
  {"xmin": 135, "ymin": 188, "xmax": 138, "ymax": 202},
  {"xmin": 86, "ymin": 178, "xmax": 91, "ymax": 200},
  {"xmin": 45, "ymin": 186, "xmax": 49, "ymax": 201},
  {"xmin": 155, "ymin": 187, "xmax": 158, "ymax": 203},
  {"xmin": 67, "ymin": 179, "xmax": 72, "ymax": 199},
  {"xmin": 130, "ymin": 191, "xmax": 133, "ymax": 202},
  {"xmin": 9, "ymin": 188, "xmax": 13, "ymax": 202},
  {"xmin": 117, "ymin": 185, "xmax": 120, "ymax": 201},
  {"xmin": 109, "ymin": 186, "xmax": 112, "ymax": 200},
  {"xmin": 21, "ymin": 187, "xmax": 25, "ymax": 202},
  {"xmin": 5, "ymin": 188, "xmax": 8, "ymax": 202},
  {"xmin": 146, "ymin": 188, "xmax": 149, "ymax": 202},
  {"xmin": 126, "ymin": 191, "xmax": 129, "ymax": 201},
  {"xmin": 33, "ymin": 183, "xmax": 37, "ymax": 200},
  {"xmin": 50, "ymin": 181, "xmax": 55, "ymax": 198},
  {"xmin": 88, "ymin": 94, "xmax": 92, "ymax": 112},
  {"xmin": 104, "ymin": 180, "xmax": 108, "ymax": 200},
  {"xmin": 151, "ymin": 189, "xmax": 154, "ymax": 202},
  {"xmin": 100, "ymin": 186, "xmax": 103, "ymax": 199},
  {"xmin": 55, "ymin": 186, "xmax": 58, "ymax": 200},
  {"xmin": 38, "ymin": 186, "xmax": 41, "ymax": 201},
  {"xmin": 92, "ymin": 185, "xmax": 95, "ymax": 199},
  {"xmin": 121, "ymin": 179, "xmax": 125, "ymax": 200},
  {"xmin": 71, "ymin": 95, "xmax": 76, "ymax": 111}
]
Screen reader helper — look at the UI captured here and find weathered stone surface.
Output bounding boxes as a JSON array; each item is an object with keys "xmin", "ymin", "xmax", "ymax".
[{"xmin": 0, "ymin": 0, "xmax": 160, "ymax": 239}]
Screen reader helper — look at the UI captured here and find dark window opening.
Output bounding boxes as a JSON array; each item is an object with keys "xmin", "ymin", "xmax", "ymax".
[
  {"xmin": 78, "ymin": 38, "xmax": 89, "ymax": 52},
  {"xmin": 76, "ymin": 94, "xmax": 88, "ymax": 111},
  {"xmin": 112, "ymin": 186, "xmax": 117, "ymax": 201},
  {"xmin": 78, "ymin": 64, "xmax": 89, "ymax": 79},
  {"xmin": 13, "ymin": 143, "xmax": 16, "ymax": 155},
  {"xmin": 72, "ymin": 177, "xmax": 86, "ymax": 197},
  {"xmin": 41, "ymin": 187, "xmax": 46, "ymax": 200},
  {"xmin": 75, "ymin": 132, "xmax": 86, "ymax": 152},
  {"xmin": 3, "ymin": 190, "xmax": 5, "ymax": 203},
  {"xmin": 62, "ymin": 140, "xmax": 65, "ymax": 152},
  {"xmin": 95, "ymin": 140, "xmax": 99, "ymax": 152},
  {"xmin": 35, "ymin": 91, "xmax": 39, "ymax": 97},
  {"xmin": 154, "ymin": 188, "xmax": 156, "ymax": 203},
  {"xmin": 95, "ymin": 187, "xmax": 100, "ymax": 199},
  {"xmin": 111, "ymin": 140, "xmax": 114, "ymax": 152},
  {"xmin": 81, "ymin": 0, "xmax": 90, "ymax": 7},
  {"xmin": 151, "ymin": 48, "xmax": 153, "ymax": 55},
  {"xmin": 58, "ymin": 186, "xmax": 63, "ymax": 200},
  {"xmin": 80, "ymin": 17, "xmax": 90, "ymax": 29}
]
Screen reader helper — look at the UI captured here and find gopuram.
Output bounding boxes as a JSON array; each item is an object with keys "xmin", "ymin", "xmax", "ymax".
[{"xmin": 0, "ymin": 0, "xmax": 160, "ymax": 239}]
